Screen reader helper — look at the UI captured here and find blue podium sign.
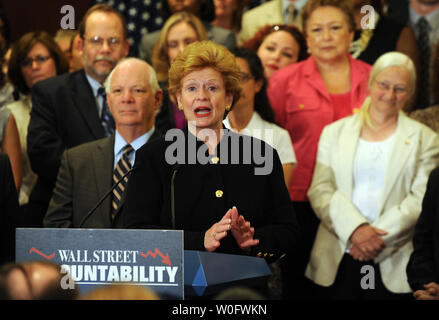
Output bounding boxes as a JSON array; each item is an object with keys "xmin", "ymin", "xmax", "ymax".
[{"xmin": 16, "ymin": 228, "xmax": 184, "ymax": 299}]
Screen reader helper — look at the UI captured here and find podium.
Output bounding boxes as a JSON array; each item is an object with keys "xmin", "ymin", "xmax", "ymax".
[
  {"xmin": 184, "ymin": 250, "xmax": 271, "ymax": 297},
  {"xmin": 16, "ymin": 228, "xmax": 271, "ymax": 299}
]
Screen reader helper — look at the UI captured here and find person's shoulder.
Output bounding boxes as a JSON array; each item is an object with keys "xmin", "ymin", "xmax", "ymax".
[
  {"xmin": 65, "ymin": 136, "xmax": 112, "ymax": 157},
  {"xmin": 244, "ymin": 0, "xmax": 280, "ymax": 17},
  {"xmin": 351, "ymin": 56, "xmax": 372, "ymax": 73},
  {"xmin": 137, "ymin": 134, "xmax": 167, "ymax": 156},
  {"xmin": 324, "ymin": 112, "xmax": 360, "ymax": 135},
  {"xmin": 269, "ymin": 59, "xmax": 308, "ymax": 85},
  {"xmin": 33, "ymin": 70, "xmax": 82, "ymax": 92}
]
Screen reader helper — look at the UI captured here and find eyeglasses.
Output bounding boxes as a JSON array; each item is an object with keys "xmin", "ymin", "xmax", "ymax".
[
  {"xmin": 240, "ymin": 72, "xmax": 253, "ymax": 83},
  {"xmin": 21, "ymin": 55, "xmax": 51, "ymax": 68},
  {"xmin": 84, "ymin": 35, "xmax": 122, "ymax": 49},
  {"xmin": 374, "ymin": 80, "xmax": 408, "ymax": 96}
]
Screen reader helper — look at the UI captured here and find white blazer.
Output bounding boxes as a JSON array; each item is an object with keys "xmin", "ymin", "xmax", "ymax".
[{"xmin": 306, "ymin": 112, "xmax": 439, "ymax": 293}]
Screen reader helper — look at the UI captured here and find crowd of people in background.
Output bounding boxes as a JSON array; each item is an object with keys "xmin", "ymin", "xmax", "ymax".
[{"xmin": 1, "ymin": 0, "xmax": 439, "ymax": 301}]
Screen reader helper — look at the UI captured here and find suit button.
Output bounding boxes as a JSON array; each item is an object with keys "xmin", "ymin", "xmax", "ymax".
[{"xmin": 215, "ymin": 190, "xmax": 223, "ymax": 198}]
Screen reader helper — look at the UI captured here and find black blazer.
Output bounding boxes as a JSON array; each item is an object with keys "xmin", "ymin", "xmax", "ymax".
[
  {"xmin": 387, "ymin": 0, "xmax": 409, "ymax": 26},
  {"xmin": 0, "ymin": 153, "xmax": 19, "ymax": 264},
  {"xmin": 44, "ymin": 129, "xmax": 162, "ymax": 229},
  {"xmin": 27, "ymin": 70, "xmax": 106, "ymax": 225},
  {"xmin": 407, "ymin": 166, "xmax": 439, "ymax": 291},
  {"xmin": 121, "ymin": 128, "xmax": 299, "ymax": 261}
]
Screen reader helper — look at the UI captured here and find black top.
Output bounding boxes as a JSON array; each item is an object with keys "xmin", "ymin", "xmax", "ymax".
[
  {"xmin": 355, "ymin": 16, "xmax": 406, "ymax": 65},
  {"xmin": 0, "ymin": 153, "xmax": 19, "ymax": 264},
  {"xmin": 121, "ymin": 128, "xmax": 299, "ymax": 261},
  {"xmin": 407, "ymin": 166, "xmax": 439, "ymax": 291}
]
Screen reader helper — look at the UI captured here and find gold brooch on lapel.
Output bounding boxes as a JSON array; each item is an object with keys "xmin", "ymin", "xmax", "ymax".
[
  {"xmin": 215, "ymin": 190, "xmax": 223, "ymax": 198},
  {"xmin": 211, "ymin": 156, "xmax": 219, "ymax": 164}
]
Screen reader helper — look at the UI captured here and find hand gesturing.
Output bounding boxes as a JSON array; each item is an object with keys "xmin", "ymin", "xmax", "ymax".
[{"xmin": 229, "ymin": 206, "xmax": 259, "ymax": 251}]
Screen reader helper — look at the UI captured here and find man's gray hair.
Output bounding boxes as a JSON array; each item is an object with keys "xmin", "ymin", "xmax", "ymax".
[{"xmin": 104, "ymin": 57, "xmax": 161, "ymax": 94}]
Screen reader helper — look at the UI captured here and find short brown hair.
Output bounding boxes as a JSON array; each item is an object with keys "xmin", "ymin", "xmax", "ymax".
[
  {"xmin": 168, "ymin": 41, "xmax": 241, "ymax": 112},
  {"xmin": 78, "ymin": 3, "xmax": 127, "ymax": 40},
  {"xmin": 151, "ymin": 11, "xmax": 208, "ymax": 83},
  {"xmin": 301, "ymin": 0, "xmax": 355, "ymax": 34},
  {"xmin": 8, "ymin": 31, "xmax": 69, "ymax": 95}
]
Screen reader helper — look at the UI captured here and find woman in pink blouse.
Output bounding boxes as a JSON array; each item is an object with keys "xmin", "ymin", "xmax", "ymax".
[{"xmin": 267, "ymin": 0, "xmax": 371, "ymax": 299}]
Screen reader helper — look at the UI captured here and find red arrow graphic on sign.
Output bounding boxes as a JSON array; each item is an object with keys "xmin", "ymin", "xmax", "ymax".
[
  {"xmin": 140, "ymin": 248, "xmax": 172, "ymax": 266},
  {"xmin": 29, "ymin": 247, "xmax": 55, "ymax": 260}
]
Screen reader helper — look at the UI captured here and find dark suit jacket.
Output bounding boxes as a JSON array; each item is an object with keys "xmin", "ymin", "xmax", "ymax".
[
  {"xmin": 387, "ymin": 0, "xmax": 409, "ymax": 26},
  {"xmin": 0, "ymin": 153, "xmax": 19, "ymax": 264},
  {"xmin": 43, "ymin": 130, "xmax": 162, "ymax": 228},
  {"xmin": 27, "ymin": 70, "xmax": 106, "ymax": 226},
  {"xmin": 121, "ymin": 128, "xmax": 300, "ymax": 261},
  {"xmin": 407, "ymin": 166, "xmax": 439, "ymax": 291}
]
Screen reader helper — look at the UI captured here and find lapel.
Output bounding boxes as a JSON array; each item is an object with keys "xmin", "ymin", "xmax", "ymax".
[
  {"xmin": 377, "ymin": 113, "xmax": 416, "ymax": 215},
  {"xmin": 70, "ymin": 70, "xmax": 106, "ymax": 139},
  {"xmin": 91, "ymin": 135, "xmax": 115, "ymax": 225},
  {"xmin": 338, "ymin": 114, "xmax": 362, "ymax": 196}
]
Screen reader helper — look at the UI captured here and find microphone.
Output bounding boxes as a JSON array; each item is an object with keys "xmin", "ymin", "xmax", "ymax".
[
  {"xmin": 170, "ymin": 164, "xmax": 180, "ymax": 229},
  {"xmin": 78, "ymin": 165, "xmax": 137, "ymax": 228}
]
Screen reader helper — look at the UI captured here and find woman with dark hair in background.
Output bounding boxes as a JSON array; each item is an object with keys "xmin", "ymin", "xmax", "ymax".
[
  {"xmin": 225, "ymin": 47, "xmax": 296, "ymax": 188},
  {"xmin": 212, "ymin": 0, "xmax": 245, "ymax": 33},
  {"xmin": 242, "ymin": 24, "xmax": 308, "ymax": 79},
  {"xmin": 6, "ymin": 31, "xmax": 69, "ymax": 207}
]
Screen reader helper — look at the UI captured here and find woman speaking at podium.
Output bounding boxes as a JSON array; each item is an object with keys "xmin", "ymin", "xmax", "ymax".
[{"xmin": 121, "ymin": 41, "xmax": 299, "ymax": 261}]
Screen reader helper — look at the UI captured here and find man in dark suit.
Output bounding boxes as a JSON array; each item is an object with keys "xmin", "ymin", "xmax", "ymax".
[
  {"xmin": 0, "ymin": 153, "xmax": 19, "ymax": 265},
  {"xmin": 387, "ymin": 0, "xmax": 439, "ymax": 108},
  {"xmin": 407, "ymin": 166, "xmax": 439, "ymax": 300},
  {"xmin": 43, "ymin": 58, "xmax": 162, "ymax": 228},
  {"xmin": 27, "ymin": 4, "xmax": 129, "ymax": 226}
]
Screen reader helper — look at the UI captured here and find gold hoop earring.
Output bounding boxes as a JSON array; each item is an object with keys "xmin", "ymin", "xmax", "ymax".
[{"xmin": 225, "ymin": 105, "xmax": 231, "ymax": 111}]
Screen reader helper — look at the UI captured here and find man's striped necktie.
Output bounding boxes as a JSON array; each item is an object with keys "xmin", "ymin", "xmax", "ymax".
[{"xmin": 112, "ymin": 144, "xmax": 134, "ymax": 219}]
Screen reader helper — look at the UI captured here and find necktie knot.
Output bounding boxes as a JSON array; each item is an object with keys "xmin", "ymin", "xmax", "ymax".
[
  {"xmin": 417, "ymin": 17, "xmax": 430, "ymax": 30},
  {"xmin": 98, "ymin": 86, "xmax": 106, "ymax": 96},
  {"xmin": 122, "ymin": 144, "xmax": 134, "ymax": 157}
]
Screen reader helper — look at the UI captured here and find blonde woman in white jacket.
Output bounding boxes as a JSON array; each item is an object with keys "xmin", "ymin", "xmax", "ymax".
[{"xmin": 306, "ymin": 52, "xmax": 439, "ymax": 299}]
